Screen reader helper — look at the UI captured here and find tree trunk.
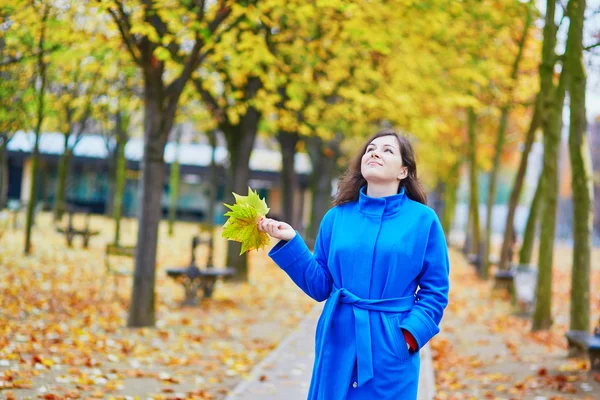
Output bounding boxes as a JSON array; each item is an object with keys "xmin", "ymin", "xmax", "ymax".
[
  {"xmin": 484, "ymin": 1, "xmax": 534, "ymax": 275},
  {"xmin": 53, "ymin": 138, "xmax": 71, "ymax": 222},
  {"xmin": 566, "ymin": 0, "xmax": 592, "ymax": 333},
  {"xmin": 431, "ymin": 182, "xmax": 445, "ymax": 218},
  {"xmin": 306, "ymin": 135, "xmax": 340, "ymax": 241},
  {"xmin": 25, "ymin": 11, "xmax": 48, "ymax": 255},
  {"xmin": 106, "ymin": 110, "xmax": 129, "ymax": 217},
  {"xmin": 278, "ymin": 130, "xmax": 299, "ymax": 226},
  {"xmin": 105, "ymin": 146, "xmax": 117, "ymax": 217},
  {"xmin": 482, "ymin": 108, "xmax": 509, "ymax": 277},
  {"xmin": 532, "ymin": 0, "xmax": 567, "ymax": 331},
  {"xmin": 519, "ymin": 169, "xmax": 544, "ymax": 265},
  {"xmin": 467, "ymin": 108, "xmax": 482, "ymax": 273},
  {"xmin": 223, "ymin": 77, "xmax": 261, "ymax": 283},
  {"xmin": 223, "ymin": 123, "xmax": 257, "ymax": 281},
  {"xmin": 0, "ymin": 139, "xmax": 7, "ymax": 209},
  {"xmin": 462, "ymin": 202, "xmax": 472, "ymax": 255},
  {"xmin": 168, "ymin": 129, "xmax": 181, "ymax": 237},
  {"xmin": 168, "ymin": 159, "xmax": 180, "ymax": 236},
  {"xmin": 127, "ymin": 91, "xmax": 172, "ymax": 327},
  {"xmin": 206, "ymin": 130, "xmax": 218, "ymax": 266},
  {"xmin": 113, "ymin": 137, "xmax": 126, "ymax": 246},
  {"xmin": 441, "ymin": 160, "xmax": 461, "ymax": 240},
  {"xmin": 498, "ymin": 95, "xmax": 541, "ymax": 270}
]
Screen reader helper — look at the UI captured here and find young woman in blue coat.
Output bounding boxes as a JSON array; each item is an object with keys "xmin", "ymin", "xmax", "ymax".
[{"xmin": 258, "ymin": 129, "xmax": 450, "ymax": 400}]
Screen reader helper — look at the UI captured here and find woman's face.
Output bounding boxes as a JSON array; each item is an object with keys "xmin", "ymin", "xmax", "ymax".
[{"xmin": 361, "ymin": 135, "xmax": 407, "ymax": 185}]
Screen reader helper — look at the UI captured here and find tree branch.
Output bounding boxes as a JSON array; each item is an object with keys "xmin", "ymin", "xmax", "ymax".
[
  {"xmin": 207, "ymin": 1, "xmax": 233, "ymax": 34},
  {"xmin": 72, "ymin": 74, "xmax": 102, "ymax": 148},
  {"xmin": 107, "ymin": 1, "xmax": 141, "ymax": 66},
  {"xmin": 0, "ymin": 44, "xmax": 61, "ymax": 68},
  {"xmin": 196, "ymin": 13, "xmax": 246, "ymax": 66},
  {"xmin": 584, "ymin": 42, "xmax": 600, "ymax": 51},
  {"xmin": 165, "ymin": 4, "xmax": 235, "ymax": 100},
  {"xmin": 192, "ymin": 78, "xmax": 229, "ymax": 125}
]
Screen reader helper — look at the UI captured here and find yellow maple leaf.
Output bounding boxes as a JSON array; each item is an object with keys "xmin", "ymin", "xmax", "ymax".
[{"xmin": 222, "ymin": 188, "xmax": 271, "ymax": 254}]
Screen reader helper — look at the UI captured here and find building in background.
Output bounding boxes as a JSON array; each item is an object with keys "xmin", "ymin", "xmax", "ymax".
[{"xmin": 5, "ymin": 131, "xmax": 312, "ymax": 226}]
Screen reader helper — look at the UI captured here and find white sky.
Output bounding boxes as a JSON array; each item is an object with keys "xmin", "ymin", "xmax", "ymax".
[{"xmin": 535, "ymin": 0, "xmax": 600, "ymax": 120}]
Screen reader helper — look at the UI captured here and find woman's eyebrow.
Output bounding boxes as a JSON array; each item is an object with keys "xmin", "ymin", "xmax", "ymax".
[{"xmin": 368, "ymin": 143, "xmax": 397, "ymax": 149}]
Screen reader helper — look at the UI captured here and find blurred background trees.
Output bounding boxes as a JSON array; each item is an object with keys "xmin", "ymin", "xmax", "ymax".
[{"xmin": 1, "ymin": 0, "xmax": 598, "ymax": 336}]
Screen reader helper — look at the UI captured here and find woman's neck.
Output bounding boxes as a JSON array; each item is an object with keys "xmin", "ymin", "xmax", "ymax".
[{"xmin": 366, "ymin": 182, "xmax": 399, "ymax": 198}]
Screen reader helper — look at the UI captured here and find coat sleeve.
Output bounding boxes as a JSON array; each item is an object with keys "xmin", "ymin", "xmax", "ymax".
[
  {"xmin": 268, "ymin": 209, "xmax": 335, "ymax": 302},
  {"xmin": 399, "ymin": 212, "xmax": 450, "ymax": 350}
]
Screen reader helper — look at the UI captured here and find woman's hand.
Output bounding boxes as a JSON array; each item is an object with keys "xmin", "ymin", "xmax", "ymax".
[{"xmin": 258, "ymin": 217, "xmax": 296, "ymax": 242}]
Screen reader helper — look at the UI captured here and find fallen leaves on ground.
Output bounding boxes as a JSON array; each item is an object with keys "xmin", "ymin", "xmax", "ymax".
[
  {"xmin": 0, "ymin": 213, "xmax": 314, "ymax": 399},
  {"xmin": 431, "ymin": 242, "xmax": 600, "ymax": 400}
]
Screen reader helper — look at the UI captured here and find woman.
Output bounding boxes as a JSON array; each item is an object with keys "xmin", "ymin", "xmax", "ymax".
[{"xmin": 258, "ymin": 129, "xmax": 450, "ymax": 400}]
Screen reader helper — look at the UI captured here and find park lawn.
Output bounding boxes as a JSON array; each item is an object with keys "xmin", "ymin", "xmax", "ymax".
[
  {"xmin": 432, "ymin": 243, "xmax": 600, "ymax": 400},
  {"xmin": 0, "ymin": 212, "xmax": 314, "ymax": 399}
]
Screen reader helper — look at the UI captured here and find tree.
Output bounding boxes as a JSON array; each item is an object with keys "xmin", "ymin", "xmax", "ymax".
[
  {"xmin": 168, "ymin": 125, "xmax": 182, "ymax": 236},
  {"xmin": 519, "ymin": 170, "xmax": 544, "ymax": 264},
  {"xmin": 192, "ymin": 1, "xmax": 284, "ymax": 281},
  {"xmin": 100, "ymin": 0, "xmax": 237, "ymax": 327},
  {"xmin": 24, "ymin": 1, "xmax": 51, "ymax": 255},
  {"xmin": 0, "ymin": 70, "xmax": 31, "ymax": 208},
  {"xmin": 533, "ymin": 0, "xmax": 569, "ymax": 331},
  {"xmin": 109, "ymin": 107, "xmax": 133, "ymax": 247},
  {"xmin": 565, "ymin": 0, "xmax": 593, "ymax": 334},
  {"xmin": 467, "ymin": 108, "xmax": 482, "ymax": 264},
  {"xmin": 0, "ymin": 1, "xmax": 37, "ymax": 208},
  {"xmin": 498, "ymin": 94, "xmax": 541, "ymax": 270},
  {"xmin": 482, "ymin": 0, "xmax": 536, "ymax": 277},
  {"xmin": 99, "ymin": 54, "xmax": 141, "ymax": 223},
  {"xmin": 47, "ymin": 45, "xmax": 105, "ymax": 221}
]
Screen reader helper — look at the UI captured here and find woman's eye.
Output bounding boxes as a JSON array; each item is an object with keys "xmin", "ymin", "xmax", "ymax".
[
  {"xmin": 366, "ymin": 148, "xmax": 373, "ymax": 153},
  {"xmin": 385, "ymin": 149, "xmax": 393, "ymax": 153}
]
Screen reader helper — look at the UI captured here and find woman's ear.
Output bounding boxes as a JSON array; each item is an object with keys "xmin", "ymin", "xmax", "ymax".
[{"xmin": 397, "ymin": 167, "xmax": 408, "ymax": 180}]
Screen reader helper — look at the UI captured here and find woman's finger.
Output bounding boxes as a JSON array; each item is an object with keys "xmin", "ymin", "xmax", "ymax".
[
  {"xmin": 271, "ymin": 223, "xmax": 280, "ymax": 237},
  {"xmin": 268, "ymin": 222, "xmax": 277, "ymax": 236}
]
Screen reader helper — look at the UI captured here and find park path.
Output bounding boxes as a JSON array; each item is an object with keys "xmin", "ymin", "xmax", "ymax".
[
  {"xmin": 225, "ymin": 246, "xmax": 600, "ymax": 400},
  {"xmin": 225, "ymin": 303, "xmax": 436, "ymax": 400}
]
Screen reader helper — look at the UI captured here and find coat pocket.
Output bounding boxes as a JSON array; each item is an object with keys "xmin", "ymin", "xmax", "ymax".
[{"xmin": 384, "ymin": 313, "xmax": 411, "ymax": 363}]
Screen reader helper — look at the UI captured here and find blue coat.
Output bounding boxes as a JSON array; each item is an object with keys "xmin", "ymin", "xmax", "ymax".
[{"xmin": 269, "ymin": 186, "xmax": 450, "ymax": 400}]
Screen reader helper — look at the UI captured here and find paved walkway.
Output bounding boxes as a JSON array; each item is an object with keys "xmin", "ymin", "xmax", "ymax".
[{"xmin": 225, "ymin": 304, "xmax": 436, "ymax": 400}]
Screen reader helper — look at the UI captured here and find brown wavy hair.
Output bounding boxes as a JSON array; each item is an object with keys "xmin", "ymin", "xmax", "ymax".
[{"xmin": 332, "ymin": 129, "xmax": 427, "ymax": 206}]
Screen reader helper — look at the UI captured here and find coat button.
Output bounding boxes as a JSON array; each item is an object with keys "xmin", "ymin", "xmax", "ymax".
[{"xmin": 352, "ymin": 382, "xmax": 358, "ymax": 388}]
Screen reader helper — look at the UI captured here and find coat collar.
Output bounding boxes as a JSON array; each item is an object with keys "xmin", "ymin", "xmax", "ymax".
[{"xmin": 358, "ymin": 185, "xmax": 406, "ymax": 216}]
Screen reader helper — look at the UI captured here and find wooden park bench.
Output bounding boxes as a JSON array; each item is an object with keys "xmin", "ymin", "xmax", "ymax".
[
  {"xmin": 512, "ymin": 263, "xmax": 537, "ymax": 315},
  {"xmin": 55, "ymin": 207, "xmax": 100, "ymax": 248},
  {"xmin": 565, "ymin": 322, "xmax": 600, "ymax": 373},
  {"xmin": 103, "ymin": 243, "xmax": 136, "ymax": 299},
  {"xmin": 6, "ymin": 200, "xmax": 43, "ymax": 229},
  {"xmin": 6, "ymin": 200, "xmax": 22, "ymax": 229},
  {"xmin": 166, "ymin": 235, "xmax": 235, "ymax": 306},
  {"xmin": 491, "ymin": 229, "xmax": 519, "ymax": 290},
  {"xmin": 468, "ymin": 253, "xmax": 499, "ymax": 271}
]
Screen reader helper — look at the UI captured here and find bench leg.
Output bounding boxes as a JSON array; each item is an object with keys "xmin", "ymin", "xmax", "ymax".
[
  {"xmin": 566, "ymin": 337, "xmax": 588, "ymax": 359},
  {"xmin": 83, "ymin": 235, "xmax": 90, "ymax": 248},
  {"xmin": 202, "ymin": 278, "xmax": 217, "ymax": 299},
  {"xmin": 182, "ymin": 278, "xmax": 202, "ymax": 306},
  {"xmin": 591, "ymin": 348, "xmax": 600, "ymax": 372}
]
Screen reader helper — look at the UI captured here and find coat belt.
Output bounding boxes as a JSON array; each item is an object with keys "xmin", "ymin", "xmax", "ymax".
[{"xmin": 315, "ymin": 286, "xmax": 415, "ymax": 387}]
